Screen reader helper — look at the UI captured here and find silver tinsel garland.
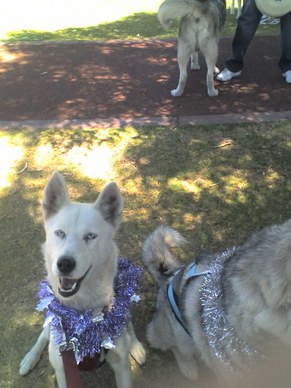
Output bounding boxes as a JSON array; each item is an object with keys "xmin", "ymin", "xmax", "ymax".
[{"xmin": 200, "ymin": 247, "xmax": 259, "ymax": 372}]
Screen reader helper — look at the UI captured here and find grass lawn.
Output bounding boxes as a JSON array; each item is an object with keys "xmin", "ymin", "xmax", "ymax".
[
  {"xmin": 1, "ymin": 122, "xmax": 291, "ymax": 387},
  {"xmin": 1, "ymin": 0, "xmax": 279, "ymax": 41}
]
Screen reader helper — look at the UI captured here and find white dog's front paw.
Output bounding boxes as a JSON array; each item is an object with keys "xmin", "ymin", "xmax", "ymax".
[
  {"xmin": 171, "ymin": 89, "xmax": 183, "ymax": 97},
  {"xmin": 130, "ymin": 341, "xmax": 146, "ymax": 365},
  {"xmin": 208, "ymin": 88, "xmax": 219, "ymax": 97},
  {"xmin": 19, "ymin": 351, "xmax": 37, "ymax": 376}
]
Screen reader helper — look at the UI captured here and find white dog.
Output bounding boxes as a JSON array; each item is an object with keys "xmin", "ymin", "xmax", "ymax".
[{"xmin": 19, "ymin": 171, "xmax": 146, "ymax": 388}]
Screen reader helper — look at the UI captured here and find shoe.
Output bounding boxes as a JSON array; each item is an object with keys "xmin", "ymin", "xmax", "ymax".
[
  {"xmin": 269, "ymin": 18, "xmax": 279, "ymax": 25},
  {"xmin": 283, "ymin": 70, "xmax": 291, "ymax": 84},
  {"xmin": 260, "ymin": 15, "xmax": 271, "ymax": 24},
  {"xmin": 260, "ymin": 15, "xmax": 279, "ymax": 25},
  {"xmin": 216, "ymin": 68, "xmax": 241, "ymax": 82}
]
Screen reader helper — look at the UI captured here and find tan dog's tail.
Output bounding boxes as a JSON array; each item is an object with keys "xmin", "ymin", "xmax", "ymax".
[
  {"xmin": 141, "ymin": 225, "xmax": 186, "ymax": 286},
  {"xmin": 158, "ymin": 0, "xmax": 195, "ymax": 28}
]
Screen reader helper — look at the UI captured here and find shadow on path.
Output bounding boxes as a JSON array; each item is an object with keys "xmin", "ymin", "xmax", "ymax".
[{"xmin": 0, "ymin": 36, "xmax": 290, "ymax": 121}]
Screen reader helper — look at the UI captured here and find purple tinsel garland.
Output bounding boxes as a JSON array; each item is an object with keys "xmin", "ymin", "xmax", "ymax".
[{"xmin": 37, "ymin": 258, "xmax": 142, "ymax": 364}]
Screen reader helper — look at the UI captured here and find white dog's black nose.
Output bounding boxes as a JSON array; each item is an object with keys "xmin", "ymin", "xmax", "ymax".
[{"xmin": 57, "ymin": 256, "xmax": 76, "ymax": 275}]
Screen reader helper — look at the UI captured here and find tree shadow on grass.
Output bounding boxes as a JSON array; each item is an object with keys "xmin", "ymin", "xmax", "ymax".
[
  {"xmin": 2, "ymin": 122, "xmax": 291, "ymax": 387},
  {"xmin": 119, "ymin": 123, "xmax": 291, "ymax": 253}
]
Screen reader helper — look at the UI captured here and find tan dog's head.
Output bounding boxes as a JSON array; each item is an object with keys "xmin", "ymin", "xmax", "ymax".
[{"xmin": 42, "ymin": 171, "xmax": 123, "ymax": 307}]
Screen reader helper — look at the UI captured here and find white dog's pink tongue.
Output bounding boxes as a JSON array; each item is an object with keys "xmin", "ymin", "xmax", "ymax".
[{"xmin": 60, "ymin": 277, "xmax": 77, "ymax": 291}]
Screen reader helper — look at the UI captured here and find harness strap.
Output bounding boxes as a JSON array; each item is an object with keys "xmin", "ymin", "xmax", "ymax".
[
  {"xmin": 167, "ymin": 282, "xmax": 191, "ymax": 336},
  {"xmin": 186, "ymin": 262, "xmax": 210, "ymax": 280},
  {"xmin": 167, "ymin": 263, "xmax": 210, "ymax": 337},
  {"xmin": 58, "ymin": 318, "xmax": 83, "ymax": 388},
  {"xmin": 61, "ymin": 349, "xmax": 84, "ymax": 388}
]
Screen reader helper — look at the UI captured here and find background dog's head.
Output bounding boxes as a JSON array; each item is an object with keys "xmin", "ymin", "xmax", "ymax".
[{"xmin": 41, "ymin": 171, "xmax": 123, "ymax": 307}]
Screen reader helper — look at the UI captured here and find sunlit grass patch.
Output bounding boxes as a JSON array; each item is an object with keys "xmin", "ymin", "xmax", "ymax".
[
  {"xmin": 1, "ymin": 0, "xmax": 279, "ymax": 42},
  {"xmin": 0, "ymin": 135, "xmax": 24, "ymax": 190}
]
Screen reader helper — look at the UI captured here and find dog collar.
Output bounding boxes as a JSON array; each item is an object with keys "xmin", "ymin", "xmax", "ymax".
[{"xmin": 37, "ymin": 258, "xmax": 142, "ymax": 364}]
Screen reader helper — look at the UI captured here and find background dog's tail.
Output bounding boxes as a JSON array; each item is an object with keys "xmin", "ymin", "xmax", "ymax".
[
  {"xmin": 141, "ymin": 225, "xmax": 186, "ymax": 286},
  {"xmin": 158, "ymin": 0, "xmax": 194, "ymax": 28}
]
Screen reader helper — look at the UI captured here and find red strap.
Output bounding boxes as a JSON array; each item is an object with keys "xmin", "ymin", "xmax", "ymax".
[{"xmin": 61, "ymin": 349, "xmax": 84, "ymax": 388}]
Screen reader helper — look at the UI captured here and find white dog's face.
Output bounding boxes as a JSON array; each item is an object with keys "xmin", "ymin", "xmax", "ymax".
[
  {"xmin": 41, "ymin": 172, "xmax": 123, "ymax": 304},
  {"xmin": 44, "ymin": 203, "xmax": 115, "ymax": 299}
]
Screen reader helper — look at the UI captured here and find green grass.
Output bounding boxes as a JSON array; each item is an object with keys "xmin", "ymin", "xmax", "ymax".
[
  {"xmin": 2, "ymin": 3, "xmax": 279, "ymax": 42},
  {"xmin": 1, "ymin": 121, "xmax": 291, "ymax": 387}
]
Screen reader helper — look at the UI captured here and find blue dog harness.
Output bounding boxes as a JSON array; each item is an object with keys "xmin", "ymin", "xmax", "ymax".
[{"xmin": 167, "ymin": 262, "xmax": 210, "ymax": 336}]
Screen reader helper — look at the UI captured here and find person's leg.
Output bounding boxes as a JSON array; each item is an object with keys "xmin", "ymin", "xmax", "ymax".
[
  {"xmin": 279, "ymin": 11, "xmax": 291, "ymax": 82},
  {"xmin": 225, "ymin": 0, "xmax": 262, "ymax": 72}
]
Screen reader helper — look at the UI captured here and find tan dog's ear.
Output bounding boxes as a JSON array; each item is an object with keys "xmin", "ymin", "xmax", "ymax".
[
  {"xmin": 42, "ymin": 171, "xmax": 70, "ymax": 219},
  {"xmin": 94, "ymin": 182, "xmax": 123, "ymax": 228}
]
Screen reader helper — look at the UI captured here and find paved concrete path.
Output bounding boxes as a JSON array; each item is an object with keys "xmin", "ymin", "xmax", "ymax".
[{"xmin": 0, "ymin": 35, "xmax": 290, "ymax": 128}]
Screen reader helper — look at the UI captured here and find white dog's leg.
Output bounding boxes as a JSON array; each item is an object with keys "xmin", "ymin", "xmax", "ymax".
[
  {"xmin": 107, "ymin": 331, "xmax": 133, "ymax": 388},
  {"xmin": 128, "ymin": 322, "xmax": 146, "ymax": 365},
  {"xmin": 171, "ymin": 43, "xmax": 191, "ymax": 97},
  {"xmin": 190, "ymin": 52, "xmax": 200, "ymax": 70},
  {"xmin": 108, "ymin": 356, "xmax": 132, "ymax": 388},
  {"xmin": 172, "ymin": 347, "xmax": 199, "ymax": 381},
  {"xmin": 49, "ymin": 340, "xmax": 66, "ymax": 388},
  {"xmin": 19, "ymin": 324, "xmax": 50, "ymax": 376}
]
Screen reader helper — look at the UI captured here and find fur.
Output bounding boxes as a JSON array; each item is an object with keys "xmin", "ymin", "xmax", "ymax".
[
  {"xmin": 142, "ymin": 224, "xmax": 291, "ymax": 384},
  {"xmin": 158, "ymin": 0, "xmax": 226, "ymax": 96},
  {"xmin": 19, "ymin": 171, "xmax": 146, "ymax": 388}
]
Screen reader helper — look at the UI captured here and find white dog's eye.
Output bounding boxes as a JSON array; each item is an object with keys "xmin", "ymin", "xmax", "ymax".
[
  {"xmin": 55, "ymin": 229, "xmax": 66, "ymax": 239},
  {"xmin": 84, "ymin": 232, "xmax": 97, "ymax": 242}
]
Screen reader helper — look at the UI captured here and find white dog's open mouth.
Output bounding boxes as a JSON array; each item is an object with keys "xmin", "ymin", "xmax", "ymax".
[{"xmin": 58, "ymin": 267, "xmax": 91, "ymax": 298}]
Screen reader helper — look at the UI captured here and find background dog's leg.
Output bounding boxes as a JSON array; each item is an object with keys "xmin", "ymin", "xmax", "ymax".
[
  {"xmin": 237, "ymin": 0, "xmax": 242, "ymax": 18},
  {"xmin": 190, "ymin": 51, "xmax": 200, "ymax": 70},
  {"xmin": 19, "ymin": 324, "xmax": 49, "ymax": 376},
  {"xmin": 172, "ymin": 347, "xmax": 199, "ymax": 381},
  {"xmin": 171, "ymin": 42, "xmax": 191, "ymax": 97},
  {"xmin": 230, "ymin": 0, "xmax": 235, "ymax": 15},
  {"xmin": 201, "ymin": 42, "xmax": 219, "ymax": 96},
  {"xmin": 127, "ymin": 322, "xmax": 146, "ymax": 365},
  {"xmin": 107, "ymin": 334, "xmax": 133, "ymax": 388}
]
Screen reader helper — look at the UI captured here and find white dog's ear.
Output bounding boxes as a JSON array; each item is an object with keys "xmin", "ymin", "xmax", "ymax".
[
  {"xmin": 95, "ymin": 182, "xmax": 123, "ymax": 228},
  {"xmin": 42, "ymin": 171, "xmax": 70, "ymax": 219}
]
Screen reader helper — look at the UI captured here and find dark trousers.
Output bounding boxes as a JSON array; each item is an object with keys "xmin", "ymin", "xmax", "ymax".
[{"xmin": 225, "ymin": 0, "xmax": 291, "ymax": 73}]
